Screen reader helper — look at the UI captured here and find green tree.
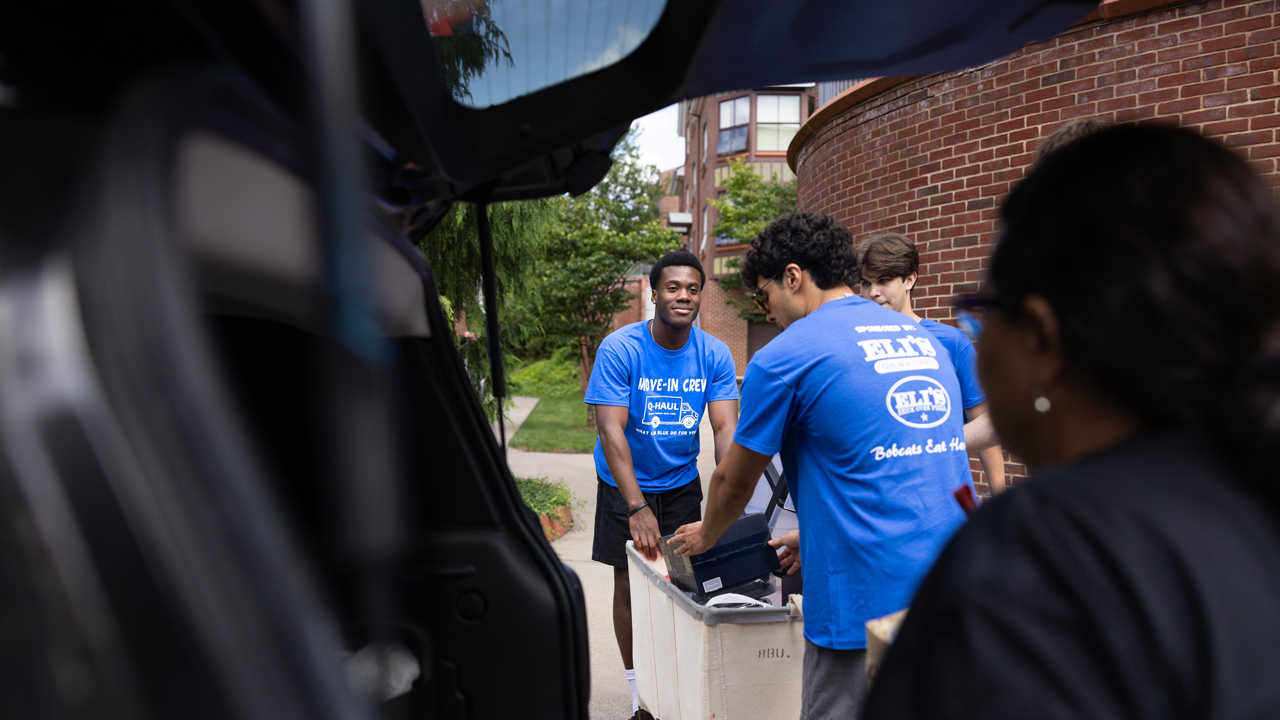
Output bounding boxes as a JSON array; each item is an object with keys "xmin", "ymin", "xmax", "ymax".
[
  {"xmin": 709, "ymin": 157, "xmax": 797, "ymax": 243},
  {"xmin": 710, "ymin": 158, "xmax": 798, "ymax": 321},
  {"xmin": 511, "ymin": 128, "xmax": 679, "ymax": 428},
  {"xmin": 417, "ymin": 199, "xmax": 561, "ymax": 419},
  {"xmin": 519, "ymin": 204, "xmax": 677, "ymax": 429},
  {"xmin": 590, "ymin": 130, "xmax": 666, "ymax": 234},
  {"xmin": 415, "ymin": 127, "xmax": 675, "ymax": 427}
]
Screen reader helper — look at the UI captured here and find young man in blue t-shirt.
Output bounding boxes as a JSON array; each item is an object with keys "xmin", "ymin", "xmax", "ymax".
[
  {"xmin": 670, "ymin": 214, "xmax": 972, "ymax": 720},
  {"xmin": 585, "ymin": 250, "xmax": 739, "ymax": 717},
  {"xmin": 856, "ymin": 232, "xmax": 1006, "ymax": 495}
]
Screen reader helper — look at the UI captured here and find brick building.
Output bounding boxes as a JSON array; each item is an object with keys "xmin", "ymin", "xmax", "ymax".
[
  {"xmin": 788, "ymin": 0, "xmax": 1280, "ymax": 492},
  {"xmin": 609, "ymin": 93, "xmax": 818, "ymax": 377},
  {"xmin": 678, "ymin": 85, "xmax": 817, "ymax": 376}
]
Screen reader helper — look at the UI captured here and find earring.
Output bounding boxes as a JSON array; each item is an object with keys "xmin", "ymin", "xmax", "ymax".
[{"xmin": 1033, "ymin": 394, "xmax": 1051, "ymax": 413}]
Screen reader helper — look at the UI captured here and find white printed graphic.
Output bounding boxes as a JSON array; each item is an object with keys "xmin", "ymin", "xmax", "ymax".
[
  {"xmin": 873, "ymin": 357, "xmax": 940, "ymax": 374},
  {"xmin": 642, "ymin": 395, "xmax": 700, "ymax": 429},
  {"xmin": 858, "ymin": 335, "xmax": 940, "ymax": 374},
  {"xmin": 703, "ymin": 577, "xmax": 723, "ymax": 593},
  {"xmin": 885, "ymin": 375, "xmax": 952, "ymax": 429}
]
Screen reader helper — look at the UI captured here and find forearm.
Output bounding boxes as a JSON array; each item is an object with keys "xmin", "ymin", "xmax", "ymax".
[
  {"xmin": 707, "ymin": 400, "xmax": 738, "ymax": 466},
  {"xmin": 713, "ymin": 424, "xmax": 735, "ymax": 465},
  {"xmin": 963, "ymin": 407, "xmax": 1000, "ymax": 451},
  {"xmin": 701, "ymin": 451, "xmax": 760, "ymax": 544},
  {"xmin": 978, "ymin": 445, "xmax": 1006, "ymax": 494}
]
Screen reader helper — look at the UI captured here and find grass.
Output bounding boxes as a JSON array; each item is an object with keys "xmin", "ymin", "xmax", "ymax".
[
  {"xmin": 508, "ymin": 352, "xmax": 581, "ymax": 398},
  {"xmin": 509, "ymin": 394, "xmax": 599, "ymax": 453}
]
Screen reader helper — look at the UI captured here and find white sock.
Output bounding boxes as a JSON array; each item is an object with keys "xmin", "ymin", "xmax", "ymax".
[{"xmin": 626, "ymin": 668, "xmax": 638, "ymax": 712}]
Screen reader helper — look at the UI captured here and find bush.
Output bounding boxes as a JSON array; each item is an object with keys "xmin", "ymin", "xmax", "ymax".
[
  {"xmin": 515, "ymin": 476, "xmax": 578, "ymax": 516},
  {"xmin": 508, "ymin": 349, "xmax": 580, "ymax": 398}
]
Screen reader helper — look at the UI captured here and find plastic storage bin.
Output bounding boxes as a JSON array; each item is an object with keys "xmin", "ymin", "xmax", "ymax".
[{"xmin": 627, "ymin": 542, "xmax": 804, "ymax": 720}]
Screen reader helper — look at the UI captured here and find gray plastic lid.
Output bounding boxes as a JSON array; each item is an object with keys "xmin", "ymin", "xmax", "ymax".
[{"xmin": 626, "ymin": 542, "xmax": 798, "ymax": 627}]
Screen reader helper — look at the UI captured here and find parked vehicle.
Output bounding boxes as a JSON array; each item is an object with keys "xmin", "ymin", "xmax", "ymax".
[{"xmin": 0, "ymin": 0, "xmax": 1092, "ymax": 718}]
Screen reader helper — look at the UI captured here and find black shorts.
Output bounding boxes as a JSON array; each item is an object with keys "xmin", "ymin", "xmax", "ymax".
[{"xmin": 592, "ymin": 476, "xmax": 703, "ymax": 569}]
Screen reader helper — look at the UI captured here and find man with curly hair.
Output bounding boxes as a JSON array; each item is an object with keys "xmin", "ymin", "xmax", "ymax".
[{"xmin": 671, "ymin": 213, "xmax": 973, "ymax": 720}]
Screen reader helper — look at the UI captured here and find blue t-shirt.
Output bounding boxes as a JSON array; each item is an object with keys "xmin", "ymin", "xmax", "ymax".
[
  {"xmin": 735, "ymin": 296, "xmax": 972, "ymax": 649},
  {"xmin": 585, "ymin": 322, "xmax": 739, "ymax": 493},
  {"xmin": 920, "ymin": 318, "xmax": 986, "ymax": 410}
]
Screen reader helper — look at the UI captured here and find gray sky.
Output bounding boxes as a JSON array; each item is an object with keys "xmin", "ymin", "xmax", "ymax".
[{"xmin": 633, "ymin": 103, "xmax": 686, "ymax": 173}]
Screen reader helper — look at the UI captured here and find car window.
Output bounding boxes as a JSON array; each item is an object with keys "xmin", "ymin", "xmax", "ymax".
[{"xmin": 423, "ymin": 0, "xmax": 668, "ymax": 108}]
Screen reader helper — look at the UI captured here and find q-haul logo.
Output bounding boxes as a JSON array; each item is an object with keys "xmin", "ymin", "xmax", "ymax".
[{"xmin": 885, "ymin": 376, "xmax": 952, "ymax": 429}]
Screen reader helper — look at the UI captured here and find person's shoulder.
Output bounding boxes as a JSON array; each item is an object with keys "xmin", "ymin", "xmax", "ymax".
[
  {"xmin": 599, "ymin": 322, "xmax": 646, "ymax": 351},
  {"xmin": 983, "ymin": 432, "xmax": 1270, "ymax": 570},
  {"xmin": 743, "ymin": 330, "xmax": 788, "ymax": 369},
  {"xmin": 919, "ymin": 317, "xmax": 970, "ymax": 346},
  {"xmin": 946, "ymin": 432, "xmax": 1273, "ymax": 603},
  {"xmin": 1039, "ymin": 432, "xmax": 1249, "ymax": 518},
  {"xmin": 841, "ymin": 296, "xmax": 913, "ymax": 327}
]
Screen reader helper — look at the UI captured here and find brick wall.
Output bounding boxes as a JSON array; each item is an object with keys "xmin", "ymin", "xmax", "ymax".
[
  {"xmin": 793, "ymin": 0, "xmax": 1280, "ymax": 492},
  {"xmin": 610, "ymin": 277, "xmax": 647, "ymax": 330},
  {"xmin": 701, "ymin": 277, "xmax": 750, "ymax": 377}
]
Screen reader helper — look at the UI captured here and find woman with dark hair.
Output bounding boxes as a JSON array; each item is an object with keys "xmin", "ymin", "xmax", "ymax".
[{"xmin": 863, "ymin": 124, "xmax": 1280, "ymax": 719}]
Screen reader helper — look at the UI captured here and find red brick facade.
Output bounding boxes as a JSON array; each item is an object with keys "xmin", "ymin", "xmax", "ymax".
[
  {"xmin": 791, "ymin": 0, "xmax": 1280, "ymax": 492},
  {"xmin": 702, "ymin": 277, "xmax": 751, "ymax": 375},
  {"xmin": 680, "ymin": 87, "xmax": 816, "ymax": 374},
  {"xmin": 610, "ymin": 277, "xmax": 648, "ymax": 331}
]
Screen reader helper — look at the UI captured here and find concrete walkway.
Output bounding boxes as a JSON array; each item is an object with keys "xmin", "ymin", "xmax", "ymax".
[{"xmin": 503, "ymin": 397, "xmax": 718, "ymax": 720}]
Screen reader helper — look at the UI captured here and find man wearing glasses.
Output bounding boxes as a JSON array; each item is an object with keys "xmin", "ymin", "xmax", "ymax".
[
  {"xmin": 670, "ymin": 213, "xmax": 972, "ymax": 720},
  {"xmin": 856, "ymin": 232, "xmax": 1006, "ymax": 496}
]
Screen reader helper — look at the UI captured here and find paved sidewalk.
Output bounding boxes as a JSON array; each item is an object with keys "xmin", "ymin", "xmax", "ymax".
[{"xmin": 503, "ymin": 397, "xmax": 718, "ymax": 720}]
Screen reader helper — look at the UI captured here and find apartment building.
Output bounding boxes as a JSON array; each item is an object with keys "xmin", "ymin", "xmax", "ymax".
[{"xmin": 675, "ymin": 84, "xmax": 816, "ymax": 375}]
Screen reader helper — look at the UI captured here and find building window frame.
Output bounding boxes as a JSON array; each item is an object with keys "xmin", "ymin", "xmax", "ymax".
[
  {"xmin": 717, "ymin": 95, "xmax": 750, "ymax": 156},
  {"xmin": 756, "ymin": 93, "xmax": 802, "ymax": 153}
]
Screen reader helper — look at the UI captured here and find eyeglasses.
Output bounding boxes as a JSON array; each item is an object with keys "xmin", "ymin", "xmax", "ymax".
[
  {"xmin": 953, "ymin": 293, "xmax": 1002, "ymax": 341},
  {"xmin": 750, "ymin": 277, "xmax": 777, "ymax": 314}
]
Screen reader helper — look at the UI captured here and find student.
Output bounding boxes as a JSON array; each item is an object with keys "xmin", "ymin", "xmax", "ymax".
[
  {"xmin": 856, "ymin": 233, "xmax": 1007, "ymax": 494},
  {"xmin": 670, "ymin": 214, "xmax": 972, "ymax": 720},
  {"xmin": 864, "ymin": 125, "xmax": 1280, "ymax": 718},
  {"xmin": 585, "ymin": 249, "xmax": 739, "ymax": 719}
]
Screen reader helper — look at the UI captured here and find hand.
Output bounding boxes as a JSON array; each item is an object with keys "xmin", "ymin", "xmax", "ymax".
[
  {"xmin": 669, "ymin": 521, "xmax": 715, "ymax": 557},
  {"xmin": 768, "ymin": 530, "xmax": 801, "ymax": 575},
  {"xmin": 629, "ymin": 506, "xmax": 662, "ymax": 561}
]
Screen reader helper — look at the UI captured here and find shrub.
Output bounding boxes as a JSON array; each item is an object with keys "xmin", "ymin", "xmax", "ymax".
[
  {"xmin": 508, "ymin": 349, "xmax": 581, "ymax": 398},
  {"xmin": 514, "ymin": 476, "xmax": 578, "ymax": 517}
]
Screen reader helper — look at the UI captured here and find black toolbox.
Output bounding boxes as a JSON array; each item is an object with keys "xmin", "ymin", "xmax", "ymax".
[{"xmin": 662, "ymin": 513, "xmax": 780, "ymax": 596}]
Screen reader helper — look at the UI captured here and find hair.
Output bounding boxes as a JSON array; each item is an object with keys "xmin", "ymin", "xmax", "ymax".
[
  {"xmin": 740, "ymin": 213, "xmax": 858, "ymax": 291},
  {"xmin": 649, "ymin": 250, "xmax": 705, "ymax": 288},
  {"xmin": 1035, "ymin": 118, "xmax": 1108, "ymax": 162},
  {"xmin": 994, "ymin": 123, "xmax": 1280, "ymax": 494},
  {"xmin": 854, "ymin": 233, "xmax": 920, "ymax": 285}
]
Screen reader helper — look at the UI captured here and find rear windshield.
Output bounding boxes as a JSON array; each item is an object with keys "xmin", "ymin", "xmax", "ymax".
[{"xmin": 423, "ymin": 0, "xmax": 668, "ymax": 108}]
